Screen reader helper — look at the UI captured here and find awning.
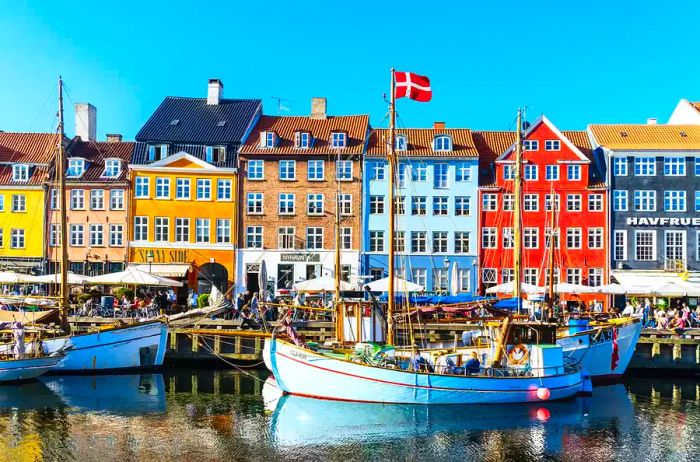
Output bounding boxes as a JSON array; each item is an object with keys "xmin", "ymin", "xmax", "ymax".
[
  {"xmin": 128, "ymin": 264, "xmax": 191, "ymax": 278},
  {"xmin": 611, "ymin": 271, "xmax": 700, "ymax": 296}
]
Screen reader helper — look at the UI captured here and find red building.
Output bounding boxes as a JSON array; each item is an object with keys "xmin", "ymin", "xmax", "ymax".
[{"xmin": 474, "ymin": 116, "xmax": 608, "ymax": 307}]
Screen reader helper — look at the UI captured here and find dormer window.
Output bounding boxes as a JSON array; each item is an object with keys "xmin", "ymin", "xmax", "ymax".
[
  {"xmin": 396, "ymin": 135, "xmax": 407, "ymax": 151},
  {"xmin": 147, "ymin": 144, "xmax": 168, "ymax": 161},
  {"xmin": 67, "ymin": 158, "xmax": 85, "ymax": 177},
  {"xmin": 103, "ymin": 159, "xmax": 122, "ymax": 178},
  {"xmin": 206, "ymin": 146, "xmax": 226, "ymax": 163},
  {"xmin": 11, "ymin": 164, "xmax": 29, "ymax": 182},
  {"xmin": 331, "ymin": 132, "xmax": 347, "ymax": 148},
  {"xmin": 295, "ymin": 131, "xmax": 311, "ymax": 149},
  {"xmin": 433, "ymin": 135, "xmax": 452, "ymax": 152},
  {"xmin": 260, "ymin": 131, "xmax": 277, "ymax": 148}
]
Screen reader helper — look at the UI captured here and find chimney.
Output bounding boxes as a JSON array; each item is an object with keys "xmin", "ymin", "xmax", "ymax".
[
  {"xmin": 75, "ymin": 103, "xmax": 97, "ymax": 141},
  {"xmin": 207, "ymin": 79, "xmax": 224, "ymax": 105},
  {"xmin": 646, "ymin": 117, "xmax": 658, "ymax": 125},
  {"xmin": 433, "ymin": 121, "xmax": 446, "ymax": 130},
  {"xmin": 310, "ymin": 97, "xmax": 327, "ymax": 119},
  {"xmin": 106, "ymin": 134, "xmax": 123, "ymax": 143}
]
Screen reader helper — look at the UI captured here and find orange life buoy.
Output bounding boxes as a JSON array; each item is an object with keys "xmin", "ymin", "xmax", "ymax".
[{"xmin": 508, "ymin": 344, "xmax": 529, "ymax": 365}]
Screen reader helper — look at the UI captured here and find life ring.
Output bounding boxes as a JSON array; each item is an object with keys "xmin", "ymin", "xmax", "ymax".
[{"xmin": 508, "ymin": 344, "xmax": 529, "ymax": 365}]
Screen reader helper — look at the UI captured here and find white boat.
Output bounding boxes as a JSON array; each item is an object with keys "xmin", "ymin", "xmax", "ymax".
[{"xmin": 0, "ymin": 355, "xmax": 63, "ymax": 382}]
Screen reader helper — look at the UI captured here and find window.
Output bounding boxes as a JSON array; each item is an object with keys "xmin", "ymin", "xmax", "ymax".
[
  {"xmin": 70, "ymin": 224, "xmax": 84, "ymax": 246},
  {"xmin": 280, "ymin": 160, "xmax": 296, "ymax": 180},
  {"xmin": 307, "ymin": 194, "xmax": 324, "ymax": 215},
  {"xmin": 613, "ymin": 190, "xmax": 628, "ymax": 211},
  {"xmin": 176, "ymin": 178, "xmax": 190, "ymax": 199},
  {"xmin": 10, "ymin": 229, "xmax": 24, "ymax": 249},
  {"xmin": 411, "ymin": 163, "xmax": 427, "ymax": 181},
  {"xmin": 456, "ymin": 162, "xmax": 471, "ymax": 182},
  {"xmin": 613, "ymin": 157, "xmax": 628, "ymax": 176},
  {"xmin": 247, "ymin": 193, "xmax": 263, "ymax": 214},
  {"xmin": 588, "ymin": 194, "xmax": 603, "ymax": 212},
  {"xmin": 331, "ymin": 132, "xmax": 347, "ymax": 148},
  {"xmin": 110, "ymin": 189, "xmax": 124, "ymax": 210},
  {"xmin": 503, "ymin": 194, "xmax": 515, "ymax": 211},
  {"xmin": 246, "ymin": 226, "xmax": 263, "ymax": 248},
  {"xmin": 11, "ymin": 194, "xmax": 26, "ymax": 212},
  {"xmin": 195, "ymin": 218, "xmax": 210, "ymax": 243},
  {"xmin": 482, "ymin": 194, "xmax": 497, "ymax": 211},
  {"xmin": 394, "ymin": 135, "xmax": 407, "ymax": 151},
  {"xmin": 411, "ymin": 231, "xmax": 427, "ymax": 253},
  {"xmin": 664, "ymin": 157, "xmax": 685, "ymax": 176},
  {"xmin": 49, "ymin": 189, "xmax": 58, "ymax": 210},
  {"xmin": 664, "ymin": 190, "xmax": 686, "ymax": 212},
  {"xmin": 369, "ymin": 195, "xmax": 384, "ymax": 214},
  {"xmin": 306, "ymin": 227, "xmax": 323, "ymax": 249},
  {"xmin": 12, "ymin": 164, "xmax": 29, "ymax": 182},
  {"xmin": 278, "ymin": 227, "xmax": 295, "ymax": 249},
  {"xmin": 217, "ymin": 179, "xmax": 232, "ymax": 200},
  {"xmin": 696, "ymin": 191, "xmax": 700, "ymax": 212},
  {"xmin": 411, "ymin": 196, "xmax": 426, "ymax": 215},
  {"xmin": 340, "ymin": 227, "xmax": 352, "ymax": 250},
  {"xmin": 205, "ymin": 146, "xmax": 226, "ymax": 163},
  {"xmin": 503, "ymin": 228, "xmax": 514, "ymax": 249},
  {"xmin": 588, "ymin": 268, "xmax": 603, "ymax": 287},
  {"xmin": 337, "ymin": 194, "xmax": 352, "ymax": 216},
  {"xmin": 545, "ymin": 268, "xmax": 560, "ymax": 286},
  {"xmin": 411, "ymin": 268, "xmax": 427, "ymax": 288},
  {"xmin": 133, "ymin": 217, "xmax": 148, "ymax": 241},
  {"xmin": 147, "ymin": 144, "xmax": 168, "ymax": 161},
  {"xmin": 397, "ymin": 163, "xmax": 408, "ymax": 188},
  {"xmin": 503, "ymin": 165, "xmax": 515, "ymax": 181},
  {"xmin": 524, "ymin": 194, "xmax": 539, "ymax": 212},
  {"xmin": 566, "ymin": 268, "xmax": 582, "ymax": 285},
  {"xmin": 454, "ymin": 232, "xmax": 470, "ymax": 253},
  {"xmin": 458, "ymin": 269, "xmax": 470, "ymax": 292},
  {"xmin": 567, "ymin": 194, "xmax": 582, "ymax": 212},
  {"xmin": 634, "ymin": 190, "xmax": 656, "ymax": 211},
  {"xmin": 196, "ymin": 179, "xmax": 211, "ymax": 200},
  {"xmin": 433, "ymin": 269, "xmax": 448, "ymax": 291},
  {"xmin": 433, "ymin": 135, "xmax": 452, "ymax": 151},
  {"xmin": 524, "ymin": 268, "xmax": 538, "ymax": 285},
  {"xmin": 49, "ymin": 224, "xmax": 60, "ymax": 247},
  {"xmin": 567, "ymin": 228, "xmax": 581, "ymax": 249},
  {"xmin": 614, "ymin": 230, "xmax": 627, "ymax": 260},
  {"xmin": 108, "ymin": 224, "xmax": 123, "ymax": 247},
  {"xmin": 545, "ymin": 140, "xmax": 560, "ymax": 151},
  {"xmin": 155, "ymin": 217, "xmax": 169, "ymax": 242},
  {"xmin": 567, "ymin": 165, "xmax": 581, "ymax": 181},
  {"xmin": 588, "ymin": 228, "xmax": 603, "ymax": 249},
  {"xmin": 696, "ymin": 157, "xmax": 700, "ymax": 176},
  {"xmin": 454, "ymin": 196, "xmax": 470, "ymax": 216},
  {"xmin": 432, "ymin": 231, "xmax": 448, "ymax": 253},
  {"xmin": 394, "ymin": 196, "xmax": 405, "ymax": 215},
  {"xmin": 308, "ymin": 160, "xmax": 324, "ymax": 181},
  {"xmin": 216, "ymin": 219, "xmax": 231, "ymax": 243},
  {"xmin": 67, "ymin": 158, "xmax": 85, "ymax": 177},
  {"xmin": 545, "ymin": 194, "xmax": 560, "ymax": 211},
  {"xmin": 295, "ymin": 131, "xmax": 311, "ymax": 149},
  {"xmin": 135, "ymin": 177, "xmax": 150, "ymax": 198},
  {"xmin": 524, "ymin": 164, "xmax": 538, "ymax": 181},
  {"xmin": 545, "ymin": 228, "xmax": 560, "ymax": 249},
  {"xmin": 336, "ymin": 160, "xmax": 353, "ymax": 181},
  {"xmin": 523, "ymin": 140, "xmax": 539, "ymax": 151},
  {"xmin": 248, "ymin": 160, "xmax": 264, "ymax": 180},
  {"xmin": 434, "ymin": 163, "xmax": 448, "ymax": 188},
  {"xmin": 394, "ymin": 231, "xmax": 405, "ymax": 253},
  {"xmin": 70, "ymin": 190, "xmax": 84, "ymax": 210},
  {"xmin": 279, "ymin": 193, "xmax": 295, "ymax": 215},
  {"xmin": 483, "ymin": 268, "xmax": 498, "ymax": 284},
  {"xmin": 90, "ymin": 224, "xmax": 104, "ymax": 246},
  {"xmin": 482, "ymin": 228, "xmax": 497, "ymax": 249},
  {"xmin": 523, "ymin": 228, "xmax": 539, "ymax": 249},
  {"xmin": 634, "ymin": 157, "xmax": 656, "ymax": 176},
  {"xmin": 665, "ymin": 231, "xmax": 685, "ymax": 264},
  {"xmin": 635, "ymin": 230, "xmax": 656, "ymax": 261},
  {"xmin": 545, "ymin": 165, "xmax": 559, "ymax": 181},
  {"xmin": 155, "ymin": 177, "xmax": 170, "ymax": 199},
  {"xmin": 369, "ymin": 161, "xmax": 385, "ymax": 181},
  {"xmin": 90, "ymin": 189, "xmax": 105, "ymax": 210},
  {"xmin": 104, "ymin": 159, "xmax": 121, "ymax": 177},
  {"xmin": 433, "ymin": 196, "xmax": 448, "ymax": 215},
  {"xmin": 369, "ymin": 231, "xmax": 384, "ymax": 252},
  {"xmin": 261, "ymin": 131, "xmax": 277, "ymax": 148},
  {"xmin": 175, "ymin": 218, "xmax": 190, "ymax": 243}
]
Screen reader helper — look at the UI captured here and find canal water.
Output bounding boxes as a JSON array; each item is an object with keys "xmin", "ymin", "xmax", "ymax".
[{"xmin": 0, "ymin": 370, "xmax": 699, "ymax": 462}]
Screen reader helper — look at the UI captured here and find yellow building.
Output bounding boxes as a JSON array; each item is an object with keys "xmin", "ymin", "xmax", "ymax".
[{"xmin": 0, "ymin": 133, "xmax": 59, "ymax": 273}]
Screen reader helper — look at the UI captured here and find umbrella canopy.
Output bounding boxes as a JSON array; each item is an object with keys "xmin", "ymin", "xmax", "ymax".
[
  {"xmin": 31, "ymin": 272, "xmax": 89, "ymax": 285},
  {"xmin": 595, "ymin": 283, "xmax": 627, "ymax": 295},
  {"xmin": 365, "ymin": 277, "xmax": 424, "ymax": 293},
  {"xmin": 552, "ymin": 283, "xmax": 596, "ymax": 294},
  {"xmin": 449, "ymin": 261, "xmax": 460, "ymax": 296},
  {"xmin": 0, "ymin": 271, "xmax": 34, "ymax": 284},
  {"xmin": 293, "ymin": 276, "xmax": 353, "ymax": 292},
  {"xmin": 87, "ymin": 267, "xmax": 183, "ymax": 287},
  {"xmin": 651, "ymin": 281, "xmax": 687, "ymax": 297},
  {"xmin": 258, "ymin": 260, "xmax": 267, "ymax": 293},
  {"xmin": 485, "ymin": 281, "xmax": 543, "ymax": 294}
]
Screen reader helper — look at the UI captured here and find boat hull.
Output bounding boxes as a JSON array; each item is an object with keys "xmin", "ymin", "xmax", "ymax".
[
  {"xmin": 266, "ymin": 338, "xmax": 583, "ymax": 405},
  {"xmin": 0, "ymin": 355, "xmax": 62, "ymax": 382},
  {"xmin": 42, "ymin": 322, "xmax": 168, "ymax": 372}
]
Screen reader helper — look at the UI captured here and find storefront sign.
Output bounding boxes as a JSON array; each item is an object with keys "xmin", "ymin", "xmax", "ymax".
[
  {"xmin": 281, "ymin": 253, "xmax": 320, "ymax": 263},
  {"xmin": 626, "ymin": 217, "xmax": 700, "ymax": 227},
  {"xmin": 132, "ymin": 248, "xmax": 191, "ymax": 263}
]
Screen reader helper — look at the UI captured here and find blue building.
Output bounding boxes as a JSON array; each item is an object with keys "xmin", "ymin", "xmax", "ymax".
[{"xmin": 362, "ymin": 124, "xmax": 480, "ymax": 294}]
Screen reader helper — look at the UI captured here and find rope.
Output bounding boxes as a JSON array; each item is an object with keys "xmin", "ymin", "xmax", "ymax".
[{"xmin": 195, "ymin": 334, "xmax": 270, "ymax": 384}]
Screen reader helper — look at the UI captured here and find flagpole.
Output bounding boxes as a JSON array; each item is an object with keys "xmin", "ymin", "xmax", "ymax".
[{"xmin": 387, "ymin": 68, "xmax": 396, "ymax": 346}]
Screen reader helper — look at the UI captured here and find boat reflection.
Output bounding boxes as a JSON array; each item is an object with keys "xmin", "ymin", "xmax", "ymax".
[{"xmin": 0, "ymin": 380, "xmax": 65, "ymax": 410}]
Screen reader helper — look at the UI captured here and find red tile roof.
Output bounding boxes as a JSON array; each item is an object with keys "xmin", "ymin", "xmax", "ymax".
[
  {"xmin": 0, "ymin": 132, "xmax": 59, "ymax": 164},
  {"xmin": 0, "ymin": 165, "xmax": 49, "ymax": 186},
  {"xmin": 239, "ymin": 115, "xmax": 369, "ymax": 156},
  {"xmin": 366, "ymin": 128, "xmax": 478, "ymax": 157},
  {"xmin": 67, "ymin": 140, "xmax": 135, "ymax": 182}
]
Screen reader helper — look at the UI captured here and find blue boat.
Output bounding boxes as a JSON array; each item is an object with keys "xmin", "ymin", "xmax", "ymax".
[{"xmin": 0, "ymin": 355, "xmax": 63, "ymax": 382}]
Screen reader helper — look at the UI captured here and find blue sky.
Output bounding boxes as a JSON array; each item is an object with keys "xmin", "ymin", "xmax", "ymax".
[{"xmin": 1, "ymin": 1, "xmax": 699, "ymax": 139}]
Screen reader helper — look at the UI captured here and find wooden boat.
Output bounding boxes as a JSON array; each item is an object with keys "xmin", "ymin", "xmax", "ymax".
[{"xmin": 0, "ymin": 355, "xmax": 63, "ymax": 382}]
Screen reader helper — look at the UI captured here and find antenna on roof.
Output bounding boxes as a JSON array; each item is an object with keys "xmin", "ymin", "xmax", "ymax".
[{"xmin": 270, "ymin": 96, "xmax": 292, "ymax": 115}]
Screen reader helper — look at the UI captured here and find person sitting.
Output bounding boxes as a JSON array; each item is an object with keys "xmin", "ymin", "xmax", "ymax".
[
  {"xmin": 411, "ymin": 350, "xmax": 433, "ymax": 372},
  {"xmin": 622, "ymin": 302, "xmax": 634, "ymax": 317},
  {"xmin": 691, "ymin": 307, "xmax": 700, "ymax": 328},
  {"xmin": 435, "ymin": 354, "xmax": 456, "ymax": 374},
  {"xmin": 464, "ymin": 351, "xmax": 481, "ymax": 374},
  {"xmin": 657, "ymin": 312, "xmax": 669, "ymax": 330},
  {"xmin": 670, "ymin": 312, "xmax": 686, "ymax": 335}
]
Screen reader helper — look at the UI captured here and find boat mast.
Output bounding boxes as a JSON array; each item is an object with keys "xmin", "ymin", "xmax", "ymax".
[
  {"xmin": 334, "ymin": 149, "xmax": 341, "ymax": 306},
  {"xmin": 547, "ymin": 184, "xmax": 556, "ymax": 313},
  {"xmin": 386, "ymin": 69, "xmax": 396, "ymax": 345},
  {"xmin": 512, "ymin": 109, "xmax": 523, "ymax": 314},
  {"xmin": 57, "ymin": 77, "xmax": 69, "ymax": 330}
]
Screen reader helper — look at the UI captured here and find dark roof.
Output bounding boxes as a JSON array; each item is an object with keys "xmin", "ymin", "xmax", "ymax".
[
  {"xmin": 366, "ymin": 128, "xmax": 478, "ymax": 157},
  {"xmin": 0, "ymin": 132, "xmax": 59, "ymax": 164},
  {"xmin": 135, "ymin": 97, "xmax": 262, "ymax": 144},
  {"xmin": 66, "ymin": 139, "xmax": 135, "ymax": 182},
  {"xmin": 131, "ymin": 142, "xmax": 237, "ymax": 168}
]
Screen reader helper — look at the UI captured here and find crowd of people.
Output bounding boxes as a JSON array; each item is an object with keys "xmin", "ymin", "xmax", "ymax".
[{"xmin": 619, "ymin": 298, "xmax": 700, "ymax": 333}]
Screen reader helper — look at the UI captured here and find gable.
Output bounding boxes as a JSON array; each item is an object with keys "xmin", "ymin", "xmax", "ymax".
[
  {"xmin": 495, "ymin": 116, "xmax": 589, "ymax": 163},
  {"xmin": 167, "ymin": 157, "xmax": 208, "ymax": 169}
]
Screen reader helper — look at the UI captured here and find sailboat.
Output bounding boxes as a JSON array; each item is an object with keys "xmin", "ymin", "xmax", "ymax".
[{"xmin": 263, "ymin": 72, "xmax": 584, "ymax": 404}]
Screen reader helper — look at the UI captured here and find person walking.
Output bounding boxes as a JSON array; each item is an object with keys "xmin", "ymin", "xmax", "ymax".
[{"xmin": 188, "ymin": 290, "xmax": 199, "ymax": 310}]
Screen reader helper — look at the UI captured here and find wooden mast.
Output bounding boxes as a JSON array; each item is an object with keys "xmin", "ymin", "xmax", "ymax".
[
  {"xmin": 512, "ymin": 109, "xmax": 523, "ymax": 314},
  {"xmin": 57, "ymin": 77, "xmax": 69, "ymax": 330},
  {"xmin": 386, "ymin": 69, "xmax": 396, "ymax": 345},
  {"xmin": 334, "ymin": 150, "xmax": 341, "ymax": 305},
  {"xmin": 547, "ymin": 184, "xmax": 556, "ymax": 312}
]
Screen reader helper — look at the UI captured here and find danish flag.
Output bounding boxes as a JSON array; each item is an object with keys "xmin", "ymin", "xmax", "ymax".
[{"xmin": 394, "ymin": 71, "xmax": 432, "ymax": 102}]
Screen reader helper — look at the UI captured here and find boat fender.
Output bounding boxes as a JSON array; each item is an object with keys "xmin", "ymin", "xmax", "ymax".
[{"xmin": 508, "ymin": 344, "xmax": 529, "ymax": 365}]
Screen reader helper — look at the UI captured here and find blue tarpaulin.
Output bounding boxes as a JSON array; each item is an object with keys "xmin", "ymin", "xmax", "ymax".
[
  {"xmin": 378, "ymin": 294, "xmax": 494, "ymax": 305},
  {"xmin": 493, "ymin": 297, "xmax": 527, "ymax": 310}
]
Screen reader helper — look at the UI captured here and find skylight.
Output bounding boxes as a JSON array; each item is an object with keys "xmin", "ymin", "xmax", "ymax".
[
  {"xmin": 170, "ymin": 119, "xmax": 180, "ymax": 126},
  {"xmin": 217, "ymin": 121, "xmax": 226, "ymax": 127}
]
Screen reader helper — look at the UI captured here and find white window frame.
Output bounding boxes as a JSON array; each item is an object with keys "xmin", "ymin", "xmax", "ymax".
[
  {"xmin": 109, "ymin": 224, "xmax": 124, "ymax": 247},
  {"xmin": 482, "ymin": 227, "xmax": 498, "ymax": 249},
  {"xmin": 523, "ymin": 140, "xmax": 539, "ymax": 151},
  {"xmin": 567, "ymin": 228, "xmax": 582, "ymax": 249},
  {"xmin": 433, "ymin": 163, "xmax": 448, "ymax": 188},
  {"xmin": 246, "ymin": 226, "xmax": 263, "ymax": 248},
  {"xmin": 103, "ymin": 159, "xmax": 121, "ymax": 178},
  {"xmin": 369, "ymin": 231, "xmax": 384, "ymax": 252},
  {"xmin": 664, "ymin": 190, "xmax": 686, "ymax": 212},
  {"xmin": 567, "ymin": 164, "xmax": 581, "ymax": 181},
  {"xmin": 89, "ymin": 224, "xmax": 104, "ymax": 247},
  {"xmin": 110, "ymin": 189, "xmax": 125, "ymax": 210},
  {"xmin": 613, "ymin": 157, "xmax": 628, "ymax": 176},
  {"xmin": 133, "ymin": 217, "xmax": 148, "ymax": 241},
  {"xmin": 216, "ymin": 218, "xmax": 231, "ymax": 243},
  {"xmin": 614, "ymin": 230, "xmax": 627, "ymax": 261},
  {"xmin": 279, "ymin": 193, "xmax": 296, "ymax": 215},
  {"xmin": 307, "ymin": 194, "xmax": 324, "ymax": 215},
  {"xmin": 634, "ymin": 230, "xmax": 656, "ymax": 261},
  {"xmin": 217, "ymin": 179, "xmax": 232, "ymax": 201},
  {"xmin": 135, "ymin": 177, "xmax": 150, "ymax": 198},
  {"xmin": 634, "ymin": 190, "xmax": 656, "ymax": 212},
  {"xmin": 176, "ymin": 178, "xmax": 190, "ymax": 200},
  {"xmin": 588, "ymin": 194, "xmax": 603, "ymax": 212},
  {"xmin": 663, "ymin": 157, "xmax": 685, "ymax": 176},
  {"xmin": 567, "ymin": 194, "xmax": 582, "ymax": 212},
  {"xmin": 336, "ymin": 160, "xmax": 353, "ymax": 181},
  {"xmin": 455, "ymin": 162, "xmax": 471, "ymax": 182},
  {"xmin": 70, "ymin": 189, "xmax": 85, "ymax": 210},
  {"xmin": 634, "ymin": 157, "xmax": 656, "ymax": 176},
  {"xmin": 12, "ymin": 164, "xmax": 29, "ymax": 182},
  {"xmin": 523, "ymin": 227, "xmax": 539, "ymax": 249},
  {"xmin": 154, "ymin": 217, "xmax": 169, "ymax": 242},
  {"xmin": 613, "ymin": 190, "xmax": 628, "ymax": 211},
  {"xmin": 196, "ymin": 179, "xmax": 212, "ymax": 200},
  {"xmin": 175, "ymin": 218, "xmax": 190, "ymax": 243},
  {"xmin": 90, "ymin": 189, "xmax": 105, "ymax": 210},
  {"xmin": 307, "ymin": 160, "xmax": 325, "ymax": 181},
  {"xmin": 545, "ymin": 165, "xmax": 559, "ymax": 181},
  {"xmin": 482, "ymin": 194, "xmax": 497, "ymax": 211},
  {"xmin": 247, "ymin": 160, "xmax": 264, "ymax": 180},
  {"xmin": 279, "ymin": 160, "xmax": 296, "ymax": 181},
  {"xmin": 155, "ymin": 177, "xmax": 170, "ymax": 199},
  {"xmin": 195, "ymin": 218, "xmax": 210, "ymax": 243},
  {"xmin": 524, "ymin": 164, "xmax": 538, "ymax": 181},
  {"xmin": 306, "ymin": 227, "xmax": 324, "ymax": 250},
  {"xmin": 545, "ymin": 140, "xmax": 560, "ymax": 151}
]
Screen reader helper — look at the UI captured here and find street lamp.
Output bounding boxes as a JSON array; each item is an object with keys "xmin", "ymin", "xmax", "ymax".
[{"xmin": 146, "ymin": 250, "xmax": 155, "ymax": 274}]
